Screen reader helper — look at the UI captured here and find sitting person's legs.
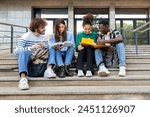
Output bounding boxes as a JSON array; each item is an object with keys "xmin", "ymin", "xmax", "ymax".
[
  {"xmin": 95, "ymin": 49, "xmax": 110, "ymax": 77},
  {"xmin": 64, "ymin": 46, "xmax": 74, "ymax": 76},
  {"xmin": 85, "ymin": 46, "xmax": 94, "ymax": 77},
  {"xmin": 77, "ymin": 48, "xmax": 86, "ymax": 77},
  {"xmin": 55, "ymin": 50, "xmax": 66, "ymax": 78},
  {"xmin": 115, "ymin": 42, "xmax": 126, "ymax": 76},
  {"xmin": 18, "ymin": 50, "xmax": 31, "ymax": 90},
  {"xmin": 44, "ymin": 47, "xmax": 56, "ymax": 78}
]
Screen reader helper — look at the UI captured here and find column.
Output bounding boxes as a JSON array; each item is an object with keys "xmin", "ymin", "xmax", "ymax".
[
  {"xmin": 109, "ymin": 5, "xmax": 115, "ymax": 30},
  {"xmin": 68, "ymin": 0, "xmax": 74, "ymax": 33},
  {"xmin": 148, "ymin": 8, "xmax": 150, "ymax": 45}
]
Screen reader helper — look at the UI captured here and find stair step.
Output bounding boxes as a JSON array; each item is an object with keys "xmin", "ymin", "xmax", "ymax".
[
  {"xmin": 127, "ymin": 63, "xmax": 150, "ymax": 67},
  {"xmin": 0, "ymin": 45, "xmax": 150, "ymax": 99},
  {"xmin": 1, "ymin": 79, "xmax": 150, "ymax": 87},
  {"xmin": 0, "ymin": 86, "xmax": 150, "ymax": 99},
  {"xmin": 0, "ymin": 66, "xmax": 150, "ymax": 76},
  {"xmin": 0, "ymin": 74, "xmax": 150, "ymax": 81},
  {"xmin": 1, "ymin": 86, "xmax": 150, "ymax": 94}
]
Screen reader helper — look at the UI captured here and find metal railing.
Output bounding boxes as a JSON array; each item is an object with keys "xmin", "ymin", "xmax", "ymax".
[
  {"xmin": 133, "ymin": 21, "xmax": 150, "ymax": 55},
  {"xmin": 0, "ymin": 22, "xmax": 28, "ymax": 53}
]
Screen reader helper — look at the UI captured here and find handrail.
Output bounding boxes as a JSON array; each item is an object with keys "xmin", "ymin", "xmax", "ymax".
[
  {"xmin": 0, "ymin": 22, "xmax": 28, "ymax": 28},
  {"xmin": 133, "ymin": 21, "xmax": 150, "ymax": 32},
  {"xmin": 140, "ymin": 27, "xmax": 150, "ymax": 33},
  {"xmin": 133, "ymin": 21, "xmax": 150, "ymax": 55},
  {"xmin": 0, "ymin": 22, "xmax": 28, "ymax": 53}
]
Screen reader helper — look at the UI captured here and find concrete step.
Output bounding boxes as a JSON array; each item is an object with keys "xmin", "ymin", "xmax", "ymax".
[
  {"xmin": 126, "ymin": 59, "xmax": 150, "ymax": 63},
  {"xmin": 0, "ymin": 75, "xmax": 150, "ymax": 99},
  {"xmin": 127, "ymin": 63, "xmax": 150, "ymax": 68},
  {"xmin": 2, "ymin": 79, "xmax": 150, "ymax": 87},
  {"xmin": 0, "ymin": 65, "xmax": 150, "ymax": 76},
  {"xmin": 0, "ymin": 74, "xmax": 150, "ymax": 80},
  {"xmin": 0, "ymin": 86, "xmax": 150, "ymax": 99},
  {"xmin": 126, "ymin": 45, "xmax": 150, "ymax": 48},
  {"xmin": 0, "ymin": 45, "xmax": 150, "ymax": 99},
  {"xmin": 0, "ymin": 55, "xmax": 150, "ymax": 64}
]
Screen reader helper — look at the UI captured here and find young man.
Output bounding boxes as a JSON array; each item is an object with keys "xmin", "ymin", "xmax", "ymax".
[
  {"xmin": 95, "ymin": 20, "xmax": 126, "ymax": 77},
  {"xmin": 14, "ymin": 18, "xmax": 56, "ymax": 90}
]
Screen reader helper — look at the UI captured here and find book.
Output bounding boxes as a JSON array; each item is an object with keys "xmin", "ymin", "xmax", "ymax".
[
  {"xmin": 80, "ymin": 38, "xmax": 109, "ymax": 49},
  {"xmin": 51, "ymin": 41, "xmax": 74, "ymax": 48}
]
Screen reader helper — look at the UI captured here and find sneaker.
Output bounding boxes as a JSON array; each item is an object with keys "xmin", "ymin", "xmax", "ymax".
[
  {"xmin": 86, "ymin": 71, "xmax": 92, "ymax": 77},
  {"xmin": 77, "ymin": 70, "xmax": 84, "ymax": 77},
  {"xmin": 44, "ymin": 68, "xmax": 56, "ymax": 78},
  {"xmin": 118, "ymin": 66, "xmax": 126, "ymax": 77},
  {"xmin": 18, "ymin": 78, "xmax": 29, "ymax": 90},
  {"xmin": 98, "ymin": 65, "xmax": 110, "ymax": 77}
]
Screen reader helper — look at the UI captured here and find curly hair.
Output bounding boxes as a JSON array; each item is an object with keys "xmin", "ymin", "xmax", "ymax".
[
  {"xmin": 29, "ymin": 18, "xmax": 47, "ymax": 32},
  {"xmin": 99, "ymin": 20, "xmax": 109, "ymax": 26},
  {"xmin": 83, "ymin": 13, "xmax": 94, "ymax": 27}
]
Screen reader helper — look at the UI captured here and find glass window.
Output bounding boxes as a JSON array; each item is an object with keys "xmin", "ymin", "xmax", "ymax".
[
  {"xmin": 115, "ymin": 8, "xmax": 147, "ymax": 19},
  {"xmin": 115, "ymin": 8, "xmax": 148, "ymax": 45},
  {"xmin": 41, "ymin": 8, "xmax": 68, "ymax": 19},
  {"xmin": 45, "ymin": 20, "xmax": 53, "ymax": 35},
  {"xmin": 38, "ymin": 8, "xmax": 68, "ymax": 35},
  {"xmin": 136, "ymin": 20, "xmax": 147, "ymax": 45},
  {"xmin": 123, "ymin": 20, "xmax": 134, "ymax": 45},
  {"xmin": 74, "ymin": 8, "xmax": 109, "ymax": 35},
  {"xmin": 115, "ymin": 14, "xmax": 147, "ymax": 19}
]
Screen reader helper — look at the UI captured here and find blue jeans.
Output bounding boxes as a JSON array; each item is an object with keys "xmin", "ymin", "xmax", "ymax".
[
  {"xmin": 95, "ymin": 42, "xmax": 126, "ymax": 67},
  {"xmin": 18, "ymin": 50, "xmax": 31, "ymax": 75},
  {"xmin": 55, "ymin": 46, "xmax": 74, "ymax": 66},
  {"xmin": 47, "ymin": 47, "xmax": 56, "ymax": 65},
  {"xmin": 18, "ymin": 46, "xmax": 56, "ymax": 75}
]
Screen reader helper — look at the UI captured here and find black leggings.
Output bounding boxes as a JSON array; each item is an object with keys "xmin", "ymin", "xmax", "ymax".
[{"xmin": 77, "ymin": 46, "xmax": 94, "ymax": 71}]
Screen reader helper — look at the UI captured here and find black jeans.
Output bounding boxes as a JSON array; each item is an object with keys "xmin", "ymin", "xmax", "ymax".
[{"xmin": 77, "ymin": 46, "xmax": 94, "ymax": 71}]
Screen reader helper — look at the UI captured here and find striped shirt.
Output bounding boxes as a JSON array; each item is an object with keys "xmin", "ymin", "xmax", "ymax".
[
  {"xmin": 97, "ymin": 29, "xmax": 121, "ymax": 40},
  {"xmin": 14, "ymin": 31, "xmax": 48, "ymax": 55}
]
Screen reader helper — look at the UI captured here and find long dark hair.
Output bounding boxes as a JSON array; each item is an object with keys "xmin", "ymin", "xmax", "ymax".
[
  {"xmin": 82, "ymin": 13, "xmax": 94, "ymax": 27},
  {"xmin": 54, "ymin": 19, "xmax": 67, "ymax": 42}
]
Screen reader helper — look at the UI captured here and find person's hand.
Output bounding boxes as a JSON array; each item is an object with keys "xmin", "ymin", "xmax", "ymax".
[
  {"xmin": 96, "ymin": 39, "xmax": 105, "ymax": 45},
  {"xmin": 55, "ymin": 45, "xmax": 64, "ymax": 50},
  {"xmin": 78, "ymin": 45, "xmax": 84, "ymax": 51},
  {"xmin": 39, "ymin": 42, "xmax": 45, "ymax": 48},
  {"xmin": 33, "ymin": 42, "xmax": 45, "ymax": 49},
  {"xmin": 33, "ymin": 44, "xmax": 41, "ymax": 49}
]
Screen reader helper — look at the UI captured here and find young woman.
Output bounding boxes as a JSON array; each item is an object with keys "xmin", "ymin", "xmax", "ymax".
[
  {"xmin": 49, "ymin": 19, "xmax": 75, "ymax": 78},
  {"xmin": 76, "ymin": 13, "xmax": 97, "ymax": 77}
]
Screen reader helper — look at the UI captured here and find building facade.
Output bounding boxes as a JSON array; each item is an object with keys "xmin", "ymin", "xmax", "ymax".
[{"xmin": 0, "ymin": 0, "xmax": 150, "ymax": 45}]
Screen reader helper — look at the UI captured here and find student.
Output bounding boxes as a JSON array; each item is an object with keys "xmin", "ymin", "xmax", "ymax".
[
  {"xmin": 95, "ymin": 20, "xmax": 126, "ymax": 77},
  {"xmin": 49, "ymin": 19, "xmax": 75, "ymax": 78},
  {"xmin": 14, "ymin": 18, "xmax": 56, "ymax": 90},
  {"xmin": 76, "ymin": 13, "xmax": 97, "ymax": 77}
]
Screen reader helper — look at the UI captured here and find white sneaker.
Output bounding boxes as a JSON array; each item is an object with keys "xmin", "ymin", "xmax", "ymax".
[
  {"xmin": 86, "ymin": 71, "xmax": 92, "ymax": 77},
  {"xmin": 98, "ymin": 65, "xmax": 110, "ymax": 77},
  {"xmin": 44, "ymin": 68, "xmax": 56, "ymax": 78},
  {"xmin": 118, "ymin": 66, "xmax": 126, "ymax": 77},
  {"xmin": 18, "ymin": 78, "xmax": 29, "ymax": 90},
  {"xmin": 77, "ymin": 70, "xmax": 84, "ymax": 77}
]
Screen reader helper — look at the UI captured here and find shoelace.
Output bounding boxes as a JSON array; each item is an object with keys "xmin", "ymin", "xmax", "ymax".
[
  {"xmin": 20, "ymin": 79, "xmax": 28, "ymax": 84},
  {"xmin": 120, "ymin": 68, "xmax": 125, "ymax": 72}
]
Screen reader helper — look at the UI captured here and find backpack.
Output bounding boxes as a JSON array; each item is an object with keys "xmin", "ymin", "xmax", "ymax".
[
  {"xmin": 103, "ymin": 46, "xmax": 119, "ymax": 68},
  {"xmin": 28, "ymin": 47, "xmax": 48, "ymax": 77}
]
